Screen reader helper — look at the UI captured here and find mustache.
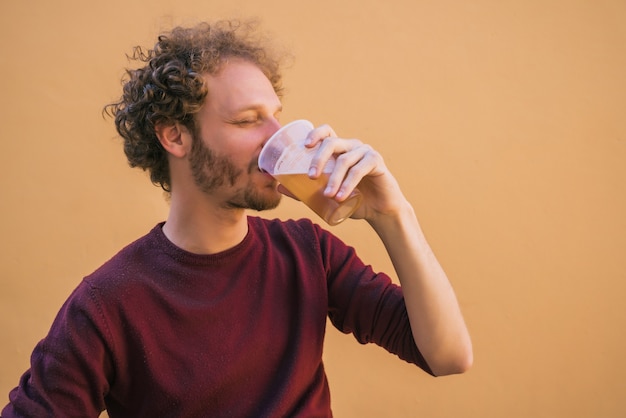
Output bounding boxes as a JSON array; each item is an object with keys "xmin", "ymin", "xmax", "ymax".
[{"xmin": 249, "ymin": 156, "xmax": 261, "ymax": 174}]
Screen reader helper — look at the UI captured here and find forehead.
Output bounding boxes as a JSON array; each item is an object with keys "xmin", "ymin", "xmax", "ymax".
[{"xmin": 202, "ymin": 59, "xmax": 281, "ymax": 113}]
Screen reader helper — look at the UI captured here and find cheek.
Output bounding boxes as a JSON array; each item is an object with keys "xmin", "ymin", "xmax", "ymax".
[{"xmin": 205, "ymin": 129, "xmax": 263, "ymax": 172}]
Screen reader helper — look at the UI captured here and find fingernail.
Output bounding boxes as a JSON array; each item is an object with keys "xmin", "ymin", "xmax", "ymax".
[{"xmin": 309, "ymin": 167, "xmax": 317, "ymax": 177}]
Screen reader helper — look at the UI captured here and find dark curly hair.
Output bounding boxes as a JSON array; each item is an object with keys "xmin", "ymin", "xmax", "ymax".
[{"xmin": 104, "ymin": 20, "xmax": 286, "ymax": 192}]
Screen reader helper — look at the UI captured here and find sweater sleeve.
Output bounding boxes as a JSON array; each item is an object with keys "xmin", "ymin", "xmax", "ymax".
[
  {"xmin": 316, "ymin": 225, "xmax": 434, "ymax": 375},
  {"xmin": 2, "ymin": 281, "xmax": 113, "ymax": 418}
]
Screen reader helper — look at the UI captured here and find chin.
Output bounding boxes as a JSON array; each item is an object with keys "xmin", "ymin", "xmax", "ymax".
[
  {"xmin": 241, "ymin": 185, "xmax": 282, "ymax": 212},
  {"xmin": 260, "ymin": 193, "xmax": 282, "ymax": 211}
]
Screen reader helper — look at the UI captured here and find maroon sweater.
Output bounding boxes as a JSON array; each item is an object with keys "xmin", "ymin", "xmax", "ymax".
[{"xmin": 3, "ymin": 217, "xmax": 431, "ymax": 417}]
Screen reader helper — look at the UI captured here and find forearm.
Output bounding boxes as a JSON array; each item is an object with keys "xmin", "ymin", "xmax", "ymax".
[{"xmin": 368, "ymin": 201, "xmax": 473, "ymax": 376}]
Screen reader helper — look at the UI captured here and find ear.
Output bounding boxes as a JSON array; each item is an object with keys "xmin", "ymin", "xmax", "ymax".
[{"xmin": 155, "ymin": 122, "xmax": 190, "ymax": 158}]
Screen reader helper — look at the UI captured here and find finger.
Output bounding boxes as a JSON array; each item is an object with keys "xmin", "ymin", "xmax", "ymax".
[
  {"xmin": 309, "ymin": 137, "xmax": 362, "ymax": 178},
  {"xmin": 305, "ymin": 124, "xmax": 337, "ymax": 148},
  {"xmin": 324, "ymin": 145, "xmax": 379, "ymax": 200}
]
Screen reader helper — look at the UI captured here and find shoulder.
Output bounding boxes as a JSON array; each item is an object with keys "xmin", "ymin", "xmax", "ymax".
[
  {"xmin": 81, "ymin": 224, "xmax": 165, "ymax": 293},
  {"xmin": 248, "ymin": 216, "xmax": 356, "ymax": 262},
  {"xmin": 248, "ymin": 216, "xmax": 332, "ymax": 246}
]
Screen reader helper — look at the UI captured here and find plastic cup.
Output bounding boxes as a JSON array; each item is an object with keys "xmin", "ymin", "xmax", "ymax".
[{"xmin": 258, "ymin": 119, "xmax": 362, "ymax": 225}]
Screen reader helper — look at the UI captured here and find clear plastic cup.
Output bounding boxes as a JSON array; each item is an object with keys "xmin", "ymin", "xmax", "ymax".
[{"xmin": 258, "ymin": 119, "xmax": 362, "ymax": 225}]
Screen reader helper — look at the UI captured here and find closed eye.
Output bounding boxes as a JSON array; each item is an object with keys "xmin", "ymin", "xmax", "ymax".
[{"xmin": 231, "ymin": 118, "xmax": 258, "ymax": 126}]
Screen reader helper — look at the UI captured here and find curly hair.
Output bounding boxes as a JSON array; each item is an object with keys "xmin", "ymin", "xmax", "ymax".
[{"xmin": 104, "ymin": 20, "xmax": 286, "ymax": 192}]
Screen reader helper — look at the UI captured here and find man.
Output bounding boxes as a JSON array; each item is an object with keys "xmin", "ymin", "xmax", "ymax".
[{"xmin": 2, "ymin": 20, "xmax": 472, "ymax": 417}]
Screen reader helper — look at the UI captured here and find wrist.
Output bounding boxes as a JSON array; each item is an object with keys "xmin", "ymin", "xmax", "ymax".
[{"xmin": 367, "ymin": 199, "xmax": 419, "ymax": 237}]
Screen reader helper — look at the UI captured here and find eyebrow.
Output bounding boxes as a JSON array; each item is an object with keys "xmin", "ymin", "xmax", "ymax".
[{"xmin": 231, "ymin": 103, "xmax": 283, "ymax": 114}]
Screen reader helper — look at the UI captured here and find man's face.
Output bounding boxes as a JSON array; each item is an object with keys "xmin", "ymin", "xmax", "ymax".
[{"xmin": 189, "ymin": 59, "xmax": 283, "ymax": 211}]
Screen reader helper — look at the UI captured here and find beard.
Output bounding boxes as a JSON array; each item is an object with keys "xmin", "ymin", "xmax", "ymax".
[{"xmin": 188, "ymin": 131, "xmax": 281, "ymax": 212}]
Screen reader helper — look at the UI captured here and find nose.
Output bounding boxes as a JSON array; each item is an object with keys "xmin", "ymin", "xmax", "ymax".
[
  {"xmin": 267, "ymin": 117, "xmax": 282, "ymax": 136},
  {"xmin": 261, "ymin": 117, "xmax": 282, "ymax": 147}
]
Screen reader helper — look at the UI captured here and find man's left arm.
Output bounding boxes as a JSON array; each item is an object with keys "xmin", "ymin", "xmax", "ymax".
[
  {"xmin": 367, "ymin": 200, "xmax": 473, "ymax": 376},
  {"xmin": 306, "ymin": 125, "xmax": 473, "ymax": 376}
]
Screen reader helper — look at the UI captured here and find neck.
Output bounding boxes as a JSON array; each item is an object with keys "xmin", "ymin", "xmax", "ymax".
[{"xmin": 162, "ymin": 190, "xmax": 249, "ymax": 255}]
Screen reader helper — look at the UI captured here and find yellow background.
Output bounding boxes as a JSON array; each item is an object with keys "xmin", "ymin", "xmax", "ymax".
[{"xmin": 1, "ymin": 1, "xmax": 625, "ymax": 417}]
